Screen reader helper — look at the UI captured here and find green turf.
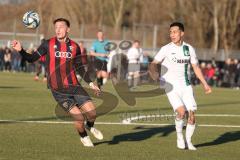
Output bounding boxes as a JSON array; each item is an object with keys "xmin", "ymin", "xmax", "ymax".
[{"xmin": 0, "ymin": 72, "xmax": 240, "ymax": 160}]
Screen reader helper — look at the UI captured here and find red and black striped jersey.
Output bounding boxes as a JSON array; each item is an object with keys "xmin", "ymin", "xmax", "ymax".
[{"xmin": 19, "ymin": 37, "xmax": 91, "ymax": 91}]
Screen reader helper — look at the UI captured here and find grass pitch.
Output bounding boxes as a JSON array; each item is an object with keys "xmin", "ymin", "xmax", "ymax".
[{"xmin": 0, "ymin": 72, "xmax": 240, "ymax": 160}]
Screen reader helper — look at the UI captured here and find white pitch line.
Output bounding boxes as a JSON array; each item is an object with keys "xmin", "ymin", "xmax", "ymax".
[
  {"xmin": 195, "ymin": 114, "xmax": 240, "ymax": 117},
  {"xmin": 1, "ymin": 119, "xmax": 240, "ymax": 128},
  {"xmin": 121, "ymin": 114, "xmax": 240, "ymax": 124}
]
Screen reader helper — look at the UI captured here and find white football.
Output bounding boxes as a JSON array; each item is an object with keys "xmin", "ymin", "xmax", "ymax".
[{"xmin": 22, "ymin": 11, "xmax": 40, "ymax": 29}]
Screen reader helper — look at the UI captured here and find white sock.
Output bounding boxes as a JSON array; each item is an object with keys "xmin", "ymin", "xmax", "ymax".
[
  {"xmin": 133, "ymin": 76, "xmax": 139, "ymax": 87},
  {"xmin": 103, "ymin": 78, "xmax": 108, "ymax": 84},
  {"xmin": 128, "ymin": 76, "xmax": 132, "ymax": 87},
  {"xmin": 175, "ymin": 118, "xmax": 184, "ymax": 139},
  {"xmin": 186, "ymin": 123, "xmax": 196, "ymax": 143}
]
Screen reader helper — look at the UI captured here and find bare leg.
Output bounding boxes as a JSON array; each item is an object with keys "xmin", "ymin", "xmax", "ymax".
[
  {"xmin": 69, "ymin": 106, "xmax": 86, "ymax": 135},
  {"xmin": 80, "ymin": 101, "xmax": 103, "ymax": 140}
]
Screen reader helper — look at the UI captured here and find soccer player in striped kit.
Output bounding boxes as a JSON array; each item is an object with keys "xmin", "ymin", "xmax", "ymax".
[{"xmin": 11, "ymin": 18, "xmax": 103, "ymax": 147}]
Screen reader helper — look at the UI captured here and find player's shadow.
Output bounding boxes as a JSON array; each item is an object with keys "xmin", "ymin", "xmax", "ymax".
[
  {"xmin": 94, "ymin": 125, "xmax": 175, "ymax": 146},
  {"xmin": 195, "ymin": 131, "xmax": 240, "ymax": 148}
]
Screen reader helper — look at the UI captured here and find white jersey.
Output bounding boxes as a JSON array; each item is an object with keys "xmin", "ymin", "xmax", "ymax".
[
  {"xmin": 154, "ymin": 42, "xmax": 198, "ymax": 87},
  {"xmin": 127, "ymin": 47, "xmax": 142, "ymax": 64}
]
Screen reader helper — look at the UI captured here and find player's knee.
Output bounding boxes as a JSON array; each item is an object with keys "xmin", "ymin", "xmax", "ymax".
[
  {"xmin": 176, "ymin": 111, "xmax": 185, "ymax": 119},
  {"xmin": 176, "ymin": 108, "xmax": 186, "ymax": 119},
  {"xmin": 85, "ymin": 110, "xmax": 96, "ymax": 121},
  {"xmin": 187, "ymin": 110, "xmax": 196, "ymax": 124},
  {"xmin": 88, "ymin": 113, "xmax": 96, "ymax": 121},
  {"xmin": 187, "ymin": 118, "xmax": 195, "ymax": 125}
]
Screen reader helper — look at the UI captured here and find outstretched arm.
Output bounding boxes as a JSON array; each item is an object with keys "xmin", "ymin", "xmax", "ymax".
[
  {"xmin": 11, "ymin": 40, "xmax": 46, "ymax": 63},
  {"xmin": 149, "ymin": 47, "xmax": 166, "ymax": 81},
  {"xmin": 148, "ymin": 60, "xmax": 160, "ymax": 81},
  {"xmin": 192, "ymin": 64, "xmax": 212, "ymax": 94}
]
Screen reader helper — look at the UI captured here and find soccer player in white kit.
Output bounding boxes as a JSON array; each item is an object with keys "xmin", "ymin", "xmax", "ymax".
[{"xmin": 149, "ymin": 22, "xmax": 212, "ymax": 150}]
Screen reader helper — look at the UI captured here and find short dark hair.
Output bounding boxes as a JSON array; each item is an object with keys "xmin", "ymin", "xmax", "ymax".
[
  {"xmin": 53, "ymin": 18, "xmax": 70, "ymax": 27},
  {"xmin": 170, "ymin": 22, "xmax": 184, "ymax": 31},
  {"xmin": 133, "ymin": 40, "xmax": 140, "ymax": 44},
  {"xmin": 97, "ymin": 29, "xmax": 103, "ymax": 33}
]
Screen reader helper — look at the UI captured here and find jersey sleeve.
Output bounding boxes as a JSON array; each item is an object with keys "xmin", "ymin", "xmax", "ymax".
[
  {"xmin": 36, "ymin": 40, "xmax": 48, "ymax": 56},
  {"xmin": 189, "ymin": 46, "xmax": 198, "ymax": 65},
  {"xmin": 154, "ymin": 47, "xmax": 166, "ymax": 62},
  {"xmin": 90, "ymin": 41, "xmax": 96, "ymax": 52},
  {"xmin": 74, "ymin": 45, "xmax": 92, "ymax": 83},
  {"xmin": 19, "ymin": 40, "xmax": 47, "ymax": 63}
]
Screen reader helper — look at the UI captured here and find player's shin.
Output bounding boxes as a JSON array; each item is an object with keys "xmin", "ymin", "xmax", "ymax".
[
  {"xmin": 133, "ymin": 75, "xmax": 139, "ymax": 88},
  {"xmin": 175, "ymin": 111, "xmax": 186, "ymax": 149},
  {"xmin": 175, "ymin": 117, "xmax": 185, "ymax": 140},
  {"xmin": 128, "ymin": 75, "xmax": 133, "ymax": 88},
  {"xmin": 74, "ymin": 120, "xmax": 88, "ymax": 138},
  {"xmin": 186, "ymin": 123, "xmax": 195, "ymax": 143},
  {"xmin": 186, "ymin": 110, "xmax": 196, "ymax": 150},
  {"xmin": 84, "ymin": 109, "xmax": 103, "ymax": 140},
  {"xmin": 85, "ymin": 109, "xmax": 96, "ymax": 129}
]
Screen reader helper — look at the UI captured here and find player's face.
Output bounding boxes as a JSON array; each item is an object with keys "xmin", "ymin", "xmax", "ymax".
[
  {"xmin": 55, "ymin": 21, "xmax": 70, "ymax": 40},
  {"xmin": 134, "ymin": 42, "xmax": 140, "ymax": 48},
  {"xmin": 79, "ymin": 42, "xmax": 83, "ymax": 48},
  {"xmin": 97, "ymin": 32, "xmax": 104, "ymax": 41},
  {"xmin": 169, "ymin": 26, "xmax": 184, "ymax": 45}
]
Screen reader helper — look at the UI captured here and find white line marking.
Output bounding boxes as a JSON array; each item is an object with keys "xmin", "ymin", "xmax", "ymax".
[
  {"xmin": 1, "ymin": 120, "xmax": 240, "ymax": 128},
  {"xmin": 195, "ymin": 114, "xmax": 240, "ymax": 117},
  {"xmin": 121, "ymin": 114, "xmax": 240, "ymax": 124}
]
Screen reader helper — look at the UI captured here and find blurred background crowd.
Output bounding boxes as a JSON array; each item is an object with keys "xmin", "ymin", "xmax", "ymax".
[{"xmin": 1, "ymin": 45, "xmax": 239, "ymax": 89}]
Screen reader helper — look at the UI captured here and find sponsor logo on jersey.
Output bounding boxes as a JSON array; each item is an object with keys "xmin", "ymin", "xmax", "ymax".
[
  {"xmin": 55, "ymin": 51, "xmax": 72, "ymax": 58},
  {"xmin": 172, "ymin": 57, "xmax": 177, "ymax": 62},
  {"xmin": 171, "ymin": 57, "xmax": 190, "ymax": 64},
  {"xmin": 177, "ymin": 59, "xmax": 190, "ymax": 64}
]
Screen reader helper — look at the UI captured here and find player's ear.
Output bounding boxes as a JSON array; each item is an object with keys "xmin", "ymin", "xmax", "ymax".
[
  {"xmin": 67, "ymin": 28, "xmax": 70, "ymax": 33},
  {"xmin": 181, "ymin": 31, "xmax": 184, "ymax": 37}
]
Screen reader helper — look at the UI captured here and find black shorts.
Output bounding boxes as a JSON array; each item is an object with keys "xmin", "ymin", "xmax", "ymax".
[
  {"xmin": 51, "ymin": 86, "xmax": 92, "ymax": 112},
  {"xmin": 94, "ymin": 59, "xmax": 108, "ymax": 72}
]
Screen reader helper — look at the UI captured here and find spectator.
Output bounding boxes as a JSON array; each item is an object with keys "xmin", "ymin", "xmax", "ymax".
[
  {"xmin": 213, "ymin": 67, "xmax": 220, "ymax": 87},
  {"xmin": 222, "ymin": 58, "xmax": 231, "ymax": 87},
  {"xmin": 205, "ymin": 63, "xmax": 215, "ymax": 86},
  {"xmin": 11, "ymin": 48, "xmax": 21, "ymax": 72},
  {"xmin": 234, "ymin": 59, "xmax": 240, "ymax": 89},
  {"xmin": 34, "ymin": 55, "xmax": 47, "ymax": 82},
  {"xmin": 126, "ymin": 40, "xmax": 142, "ymax": 89},
  {"xmin": 4, "ymin": 48, "xmax": 11, "ymax": 72},
  {"xmin": 0, "ymin": 46, "xmax": 5, "ymax": 71},
  {"xmin": 26, "ymin": 47, "xmax": 36, "ymax": 73},
  {"xmin": 229, "ymin": 59, "xmax": 237, "ymax": 88}
]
